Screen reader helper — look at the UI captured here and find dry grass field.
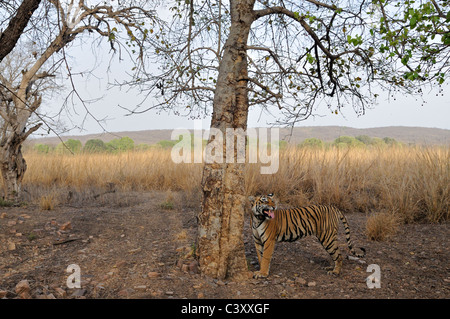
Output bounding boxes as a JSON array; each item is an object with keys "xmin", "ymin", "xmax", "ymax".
[{"xmin": 22, "ymin": 145, "xmax": 449, "ymax": 227}]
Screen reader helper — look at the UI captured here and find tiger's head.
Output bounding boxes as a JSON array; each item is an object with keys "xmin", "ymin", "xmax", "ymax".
[{"xmin": 248, "ymin": 193, "xmax": 277, "ymax": 220}]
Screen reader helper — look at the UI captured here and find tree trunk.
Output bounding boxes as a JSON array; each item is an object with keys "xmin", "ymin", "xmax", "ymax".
[
  {"xmin": 0, "ymin": 0, "xmax": 42, "ymax": 63},
  {"xmin": 0, "ymin": 135, "xmax": 27, "ymax": 202},
  {"xmin": 197, "ymin": 0, "xmax": 255, "ymax": 281}
]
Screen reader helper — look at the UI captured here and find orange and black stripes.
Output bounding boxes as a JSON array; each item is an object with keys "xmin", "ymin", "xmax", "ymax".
[{"xmin": 249, "ymin": 194, "xmax": 365, "ymax": 277}]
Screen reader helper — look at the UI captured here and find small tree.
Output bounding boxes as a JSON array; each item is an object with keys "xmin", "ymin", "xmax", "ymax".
[
  {"xmin": 156, "ymin": 140, "xmax": 178, "ymax": 149},
  {"xmin": 383, "ymin": 137, "xmax": 401, "ymax": 146},
  {"xmin": 83, "ymin": 139, "xmax": 107, "ymax": 153},
  {"xmin": 56, "ymin": 139, "xmax": 82, "ymax": 154},
  {"xmin": 34, "ymin": 143, "xmax": 50, "ymax": 154},
  {"xmin": 106, "ymin": 137, "xmax": 135, "ymax": 153},
  {"xmin": 333, "ymin": 136, "xmax": 365, "ymax": 148},
  {"xmin": 356, "ymin": 135, "xmax": 374, "ymax": 145},
  {"xmin": 299, "ymin": 138, "xmax": 324, "ymax": 149}
]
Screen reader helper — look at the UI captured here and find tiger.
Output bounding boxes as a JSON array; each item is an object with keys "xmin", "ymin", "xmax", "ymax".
[{"xmin": 248, "ymin": 193, "xmax": 365, "ymax": 278}]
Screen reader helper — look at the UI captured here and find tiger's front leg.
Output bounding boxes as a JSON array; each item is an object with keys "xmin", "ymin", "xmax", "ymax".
[
  {"xmin": 254, "ymin": 242, "xmax": 263, "ymax": 265},
  {"xmin": 253, "ymin": 241, "xmax": 275, "ymax": 279}
]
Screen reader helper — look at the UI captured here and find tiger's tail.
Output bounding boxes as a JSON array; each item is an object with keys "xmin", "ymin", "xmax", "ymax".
[{"xmin": 336, "ymin": 208, "xmax": 366, "ymax": 258}]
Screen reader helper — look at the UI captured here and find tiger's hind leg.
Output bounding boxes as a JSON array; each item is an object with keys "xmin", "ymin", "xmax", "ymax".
[
  {"xmin": 318, "ymin": 233, "xmax": 343, "ymax": 275},
  {"xmin": 326, "ymin": 254, "xmax": 342, "ymax": 275}
]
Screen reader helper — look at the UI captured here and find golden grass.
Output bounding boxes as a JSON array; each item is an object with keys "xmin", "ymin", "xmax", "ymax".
[
  {"xmin": 22, "ymin": 145, "xmax": 449, "ymax": 224},
  {"xmin": 39, "ymin": 193, "xmax": 57, "ymax": 210},
  {"xmin": 366, "ymin": 210, "xmax": 401, "ymax": 241}
]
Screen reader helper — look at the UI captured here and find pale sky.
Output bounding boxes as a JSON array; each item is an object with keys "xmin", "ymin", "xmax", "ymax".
[{"xmin": 39, "ymin": 37, "xmax": 450, "ymax": 137}]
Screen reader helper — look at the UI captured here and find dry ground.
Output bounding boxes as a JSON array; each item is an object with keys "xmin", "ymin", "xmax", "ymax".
[{"xmin": 0, "ymin": 190, "xmax": 448, "ymax": 299}]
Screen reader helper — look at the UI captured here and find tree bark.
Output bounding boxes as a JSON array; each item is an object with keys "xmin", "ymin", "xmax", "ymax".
[
  {"xmin": 197, "ymin": 0, "xmax": 255, "ymax": 281},
  {"xmin": 0, "ymin": 0, "xmax": 42, "ymax": 63},
  {"xmin": 0, "ymin": 135, "xmax": 27, "ymax": 202}
]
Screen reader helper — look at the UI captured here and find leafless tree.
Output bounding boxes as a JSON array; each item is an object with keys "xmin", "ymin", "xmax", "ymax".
[{"xmin": 0, "ymin": 0, "xmax": 159, "ymax": 201}]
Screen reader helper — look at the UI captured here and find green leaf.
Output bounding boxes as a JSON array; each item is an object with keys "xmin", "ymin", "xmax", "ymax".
[
  {"xmin": 401, "ymin": 56, "xmax": 409, "ymax": 65},
  {"xmin": 410, "ymin": 16, "xmax": 417, "ymax": 29},
  {"xmin": 443, "ymin": 34, "xmax": 450, "ymax": 46}
]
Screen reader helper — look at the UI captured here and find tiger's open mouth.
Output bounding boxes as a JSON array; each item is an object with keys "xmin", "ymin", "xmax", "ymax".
[{"xmin": 263, "ymin": 208, "xmax": 275, "ymax": 219}]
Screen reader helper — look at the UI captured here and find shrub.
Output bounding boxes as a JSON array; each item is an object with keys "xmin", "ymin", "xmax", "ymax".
[
  {"xmin": 56, "ymin": 139, "xmax": 82, "ymax": 154},
  {"xmin": 355, "ymin": 135, "xmax": 373, "ymax": 145},
  {"xmin": 84, "ymin": 139, "xmax": 107, "ymax": 153},
  {"xmin": 299, "ymin": 138, "xmax": 324, "ymax": 148},
  {"xmin": 333, "ymin": 136, "xmax": 364, "ymax": 148},
  {"xmin": 366, "ymin": 211, "xmax": 401, "ymax": 241},
  {"xmin": 34, "ymin": 144, "xmax": 50, "ymax": 154},
  {"xmin": 106, "ymin": 137, "xmax": 135, "ymax": 152},
  {"xmin": 40, "ymin": 193, "xmax": 57, "ymax": 210},
  {"xmin": 157, "ymin": 139, "xmax": 178, "ymax": 149}
]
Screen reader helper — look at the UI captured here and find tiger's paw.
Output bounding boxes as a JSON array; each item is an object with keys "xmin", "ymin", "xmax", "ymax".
[
  {"xmin": 326, "ymin": 269, "xmax": 340, "ymax": 276},
  {"xmin": 253, "ymin": 271, "xmax": 268, "ymax": 279}
]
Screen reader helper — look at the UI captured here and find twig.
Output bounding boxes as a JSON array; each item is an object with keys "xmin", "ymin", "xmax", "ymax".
[{"xmin": 52, "ymin": 237, "xmax": 82, "ymax": 245}]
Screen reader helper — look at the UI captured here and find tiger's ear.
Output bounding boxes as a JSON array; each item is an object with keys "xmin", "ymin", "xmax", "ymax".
[
  {"xmin": 248, "ymin": 196, "xmax": 255, "ymax": 204},
  {"xmin": 268, "ymin": 193, "xmax": 274, "ymax": 198}
]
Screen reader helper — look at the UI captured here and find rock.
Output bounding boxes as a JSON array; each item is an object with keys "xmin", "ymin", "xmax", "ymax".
[
  {"xmin": 134, "ymin": 285, "xmax": 147, "ymax": 291},
  {"xmin": 295, "ymin": 277, "xmax": 307, "ymax": 286},
  {"xmin": 7, "ymin": 241, "xmax": 16, "ymax": 251},
  {"xmin": 15, "ymin": 280, "xmax": 31, "ymax": 299},
  {"xmin": 54, "ymin": 287, "xmax": 67, "ymax": 298},
  {"xmin": 189, "ymin": 261, "xmax": 199, "ymax": 274},
  {"xmin": 114, "ymin": 260, "xmax": 127, "ymax": 268},
  {"xmin": 15, "ymin": 280, "xmax": 30, "ymax": 294},
  {"xmin": 307, "ymin": 281, "xmax": 316, "ymax": 287},
  {"xmin": 95, "ymin": 283, "xmax": 105, "ymax": 290},
  {"xmin": 181, "ymin": 264, "xmax": 189, "ymax": 272},
  {"xmin": 118, "ymin": 288, "xmax": 135, "ymax": 298},
  {"xmin": 70, "ymin": 289, "xmax": 86, "ymax": 297},
  {"xmin": 60, "ymin": 222, "xmax": 72, "ymax": 231}
]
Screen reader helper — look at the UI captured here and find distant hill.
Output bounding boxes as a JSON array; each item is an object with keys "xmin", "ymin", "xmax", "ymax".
[
  {"xmin": 278, "ymin": 126, "xmax": 450, "ymax": 145},
  {"xmin": 26, "ymin": 126, "xmax": 450, "ymax": 146}
]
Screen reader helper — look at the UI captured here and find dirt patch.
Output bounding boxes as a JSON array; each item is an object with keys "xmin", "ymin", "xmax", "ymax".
[{"xmin": 0, "ymin": 190, "xmax": 448, "ymax": 299}]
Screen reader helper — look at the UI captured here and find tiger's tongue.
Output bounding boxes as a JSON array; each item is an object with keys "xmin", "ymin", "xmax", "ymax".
[{"xmin": 269, "ymin": 211, "xmax": 275, "ymax": 219}]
